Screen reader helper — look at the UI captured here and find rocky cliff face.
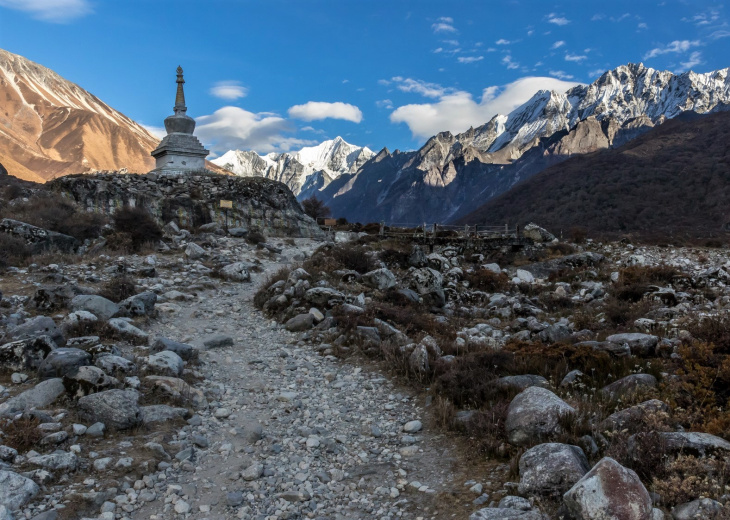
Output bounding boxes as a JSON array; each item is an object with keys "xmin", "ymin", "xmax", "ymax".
[
  {"xmin": 318, "ymin": 63, "xmax": 730, "ymax": 225},
  {"xmin": 48, "ymin": 173, "xmax": 323, "ymax": 238}
]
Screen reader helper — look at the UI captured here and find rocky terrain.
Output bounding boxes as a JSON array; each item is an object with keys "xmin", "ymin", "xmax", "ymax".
[{"xmin": 2, "ymin": 208, "xmax": 730, "ymax": 519}]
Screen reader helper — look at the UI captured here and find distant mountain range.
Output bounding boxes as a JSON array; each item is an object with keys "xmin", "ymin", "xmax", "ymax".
[
  {"xmin": 456, "ymin": 110, "xmax": 730, "ymax": 241},
  {"xmin": 0, "ymin": 48, "xmax": 159, "ymax": 182},
  {"xmin": 211, "ymin": 137, "xmax": 373, "ymax": 198}
]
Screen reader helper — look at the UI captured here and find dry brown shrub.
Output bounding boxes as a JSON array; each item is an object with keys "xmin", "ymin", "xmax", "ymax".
[
  {"xmin": 0, "ymin": 416, "xmax": 43, "ymax": 451},
  {"xmin": 98, "ymin": 275, "xmax": 137, "ymax": 303},
  {"xmin": 112, "ymin": 206, "xmax": 162, "ymax": 252},
  {"xmin": 652, "ymin": 455, "xmax": 730, "ymax": 508},
  {"xmin": 0, "ymin": 233, "xmax": 31, "ymax": 269},
  {"xmin": 464, "ymin": 270, "xmax": 509, "ymax": 292},
  {"xmin": 253, "ymin": 266, "xmax": 292, "ymax": 310},
  {"xmin": 433, "ymin": 396, "xmax": 456, "ymax": 429}
]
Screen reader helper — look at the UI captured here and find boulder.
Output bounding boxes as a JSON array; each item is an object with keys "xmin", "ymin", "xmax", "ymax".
[
  {"xmin": 408, "ymin": 268, "xmax": 445, "ymax": 307},
  {"xmin": 140, "ymin": 405, "xmax": 189, "ymax": 425},
  {"xmin": 563, "ymin": 457, "xmax": 652, "ymax": 520},
  {"xmin": 32, "ymin": 284, "xmax": 84, "ymax": 311},
  {"xmin": 77, "ymin": 389, "xmax": 141, "ymax": 430},
  {"xmin": 304, "ymin": 287, "xmax": 345, "ymax": 308},
  {"xmin": 27, "ymin": 451, "xmax": 78, "ymax": 471},
  {"xmin": 496, "ymin": 375, "xmax": 550, "ymax": 391},
  {"xmin": 671, "ymin": 498, "xmax": 724, "ymax": 520},
  {"xmin": 605, "ymin": 333, "xmax": 659, "ymax": 357},
  {"xmin": 516, "ymin": 269, "xmax": 535, "ymax": 284},
  {"xmin": 0, "ymin": 218, "xmax": 78, "ymax": 253},
  {"xmin": 0, "ymin": 470, "xmax": 39, "ymax": 510},
  {"xmin": 506, "ymin": 387, "xmax": 575, "ymax": 446},
  {"xmin": 184, "ymin": 243, "xmax": 206, "ymax": 260},
  {"xmin": 522, "ymin": 223, "xmax": 556, "ymax": 243},
  {"xmin": 220, "ymin": 262, "xmax": 251, "ymax": 282},
  {"xmin": 0, "ymin": 336, "xmax": 56, "ymax": 371},
  {"xmin": 576, "ymin": 340, "xmax": 631, "ymax": 357},
  {"xmin": 4, "ymin": 316, "xmax": 65, "ymax": 347},
  {"xmin": 631, "ymin": 431, "xmax": 730, "ymax": 458},
  {"xmin": 37, "ymin": 348, "xmax": 91, "ymax": 379},
  {"xmin": 408, "ymin": 345, "xmax": 429, "ymax": 375},
  {"xmin": 228, "ymin": 227, "xmax": 248, "ymax": 238},
  {"xmin": 145, "ymin": 376, "xmax": 207, "ymax": 409},
  {"xmin": 106, "ymin": 318, "xmax": 149, "ymax": 341},
  {"xmin": 117, "ymin": 292, "xmax": 157, "ymax": 317},
  {"xmin": 202, "ymin": 335, "xmax": 233, "ymax": 349},
  {"xmin": 285, "ymin": 314, "xmax": 314, "ymax": 332},
  {"xmin": 95, "ymin": 355, "xmax": 137, "ymax": 376},
  {"xmin": 408, "ymin": 246, "xmax": 428, "ymax": 267},
  {"xmin": 600, "ymin": 400, "xmax": 668, "ymax": 432},
  {"xmin": 70, "ymin": 295, "xmax": 119, "ymax": 321},
  {"xmin": 602, "ymin": 374, "xmax": 657, "ymax": 399},
  {"xmin": 151, "ymin": 337, "xmax": 197, "ymax": 361},
  {"xmin": 518, "ymin": 443, "xmax": 590, "ymax": 496},
  {"xmin": 63, "ymin": 366, "xmax": 118, "ymax": 397},
  {"xmin": 142, "ymin": 351, "xmax": 184, "ymax": 377},
  {"xmin": 0, "ymin": 378, "xmax": 65, "ymax": 417},
  {"xmin": 361, "ymin": 268, "xmax": 397, "ymax": 290},
  {"xmin": 61, "ymin": 311, "xmax": 98, "ymax": 333}
]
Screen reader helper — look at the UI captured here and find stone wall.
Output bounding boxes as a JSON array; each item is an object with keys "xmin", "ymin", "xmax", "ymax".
[{"xmin": 48, "ymin": 172, "xmax": 324, "ymax": 238}]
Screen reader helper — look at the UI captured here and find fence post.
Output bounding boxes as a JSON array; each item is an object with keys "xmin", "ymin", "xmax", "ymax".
[{"xmin": 379, "ymin": 221, "xmax": 385, "ymax": 237}]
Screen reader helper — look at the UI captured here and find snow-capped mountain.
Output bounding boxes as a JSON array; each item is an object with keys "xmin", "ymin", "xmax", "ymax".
[
  {"xmin": 317, "ymin": 63, "xmax": 730, "ymax": 225},
  {"xmin": 0, "ymin": 48, "xmax": 159, "ymax": 182},
  {"xmin": 212, "ymin": 137, "xmax": 374, "ymax": 198}
]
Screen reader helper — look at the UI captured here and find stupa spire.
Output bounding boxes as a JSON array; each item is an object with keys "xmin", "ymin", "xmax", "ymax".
[{"xmin": 174, "ymin": 65, "xmax": 186, "ymax": 113}]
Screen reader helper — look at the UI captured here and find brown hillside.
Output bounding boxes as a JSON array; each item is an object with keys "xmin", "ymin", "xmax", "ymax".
[{"xmin": 456, "ymin": 111, "xmax": 730, "ymax": 242}]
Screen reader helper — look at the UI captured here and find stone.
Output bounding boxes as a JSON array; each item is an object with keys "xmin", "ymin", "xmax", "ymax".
[
  {"xmin": 86, "ymin": 422, "xmax": 106, "ymax": 437},
  {"xmin": 143, "ymin": 350, "xmax": 184, "ymax": 376},
  {"xmin": 361, "ymin": 268, "xmax": 397, "ymax": 290},
  {"xmin": 605, "ymin": 333, "xmax": 659, "ymax": 357},
  {"xmin": 506, "ymin": 387, "xmax": 575, "ymax": 446},
  {"xmin": 220, "ymin": 262, "xmax": 251, "ymax": 282},
  {"xmin": 202, "ymin": 335, "xmax": 233, "ymax": 349},
  {"xmin": 184, "ymin": 243, "xmax": 207, "ymax": 260},
  {"xmin": 469, "ymin": 508, "xmax": 545, "ymax": 519},
  {"xmin": 145, "ymin": 376, "xmax": 207, "ymax": 409},
  {"xmin": 70, "ymin": 295, "xmax": 119, "ymax": 321},
  {"xmin": 151, "ymin": 337, "xmax": 197, "ymax": 361},
  {"xmin": 4, "ymin": 316, "xmax": 65, "ymax": 347},
  {"xmin": 601, "ymin": 374, "xmax": 657, "ymax": 399},
  {"xmin": 0, "ymin": 218, "xmax": 78, "ymax": 253},
  {"xmin": 117, "ymin": 292, "xmax": 157, "ymax": 317},
  {"xmin": 77, "ymin": 389, "xmax": 141, "ymax": 430},
  {"xmin": 516, "ymin": 269, "xmax": 535, "ymax": 284},
  {"xmin": 0, "ymin": 470, "xmax": 39, "ymax": 510},
  {"xmin": 408, "ymin": 345, "xmax": 429, "ymax": 375},
  {"xmin": 0, "ymin": 378, "xmax": 65, "ymax": 417},
  {"xmin": 285, "ymin": 313, "xmax": 314, "ymax": 332},
  {"xmin": 32, "ymin": 284, "xmax": 84, "ymax": 311},
  {"xmin": 106, "ymin": 318, "xmax": 149, "ymax": 341},
  {"xmin": 28, "ymin": 452, "xmax": 78, "ymax": 471},
  {"xmin": 37, "ymin": 348, "xmax": 91, "ymax": 379},
  {"xmin": 0, "ymin": 446, "xmax": 17, "ymax": 462},
  {"xmin": 63, "ymin": 365, "xmax": 118, "ymax": 397},
  {"xmin": 61, "ymin": 311, "xmax": 98, "ymax": 333},
  {"xmin": 635, "ymin": 431, "xmax": 730, "ymax": 458},
  {"xmin": 518, "ymin": 443, "xmax": 590, "ymax": 495},
  {"xmin": 228, "ymin": 227, "xmax": 248, "ymax": 238},
  {"xmin": 239, "ymin": 420, "xmax": 264, "ymax": 443},
  {"xmin": 304, "ymin": 287, "xmax": 345, "ymax": 308},
  {"xmin": 0, "ymin": 336, "xmax": 56, "ymax": 371},
  {"xmin": 563, "ymin": 457, "xmax": 652, "ymax": 520},
  {"xmin": 522, "ymin": 223, "xmax": 556, "ymax": 243},
  {"xmin": 496, "ymin": 375, "xmax": 550, "ymax": 391},
  {"xmin": 671, "ymin": 498, "xmax": 723, "ymax": 519},
  {"xmin": 140, "ymin": 405, "xmax": 189, "ymax": 425},
  {"xmin": 600, "ymin": 400, "xmax": 669, "ymax": 432},
  {"xmin": 403, "ymin": 420, "xmax": 423, "ymax": 433},
  {"xmin": 241, "ymin": 463, "xmax": 264, "ymax": 481},
  {"xmin": 95, "ymin": 355, "xmax": 137, "ymax": 376},
  {"xmin": 227, "ymin": 491, "xmax": 244, "ymax": 507}
]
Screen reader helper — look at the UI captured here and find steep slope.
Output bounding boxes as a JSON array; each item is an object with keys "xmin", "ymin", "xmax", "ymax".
[
  {"xmin": 318, "ymin": 63, "xmax": 730, "ymax": 224},
  {"xmin": 212, "ymin": 137, "xmax": 374, "ymax": 197},
  {"xmin": 0, "ymin": 48, "xmax": 160, "ymax": 181},
  {"xmin": 456, "ymin": 110, "xmax": 730, "ymax": 240}
]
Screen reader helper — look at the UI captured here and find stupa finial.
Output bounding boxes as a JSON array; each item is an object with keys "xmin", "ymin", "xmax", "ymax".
[{"xmin": 174, "ymin": 65, "xmax": 186, "ymax": 113}]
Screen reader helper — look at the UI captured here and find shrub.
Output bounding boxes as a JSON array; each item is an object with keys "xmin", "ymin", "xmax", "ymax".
[
  {"xmin": 379, "ymin": 248, "xmax": 410, "ymax": 269},
  {"xmin": 0, "ymin": 194, "xmax": 106, "ymax": 240},
  {"xmin": 99, "ymin": 275, "xmax": 137, "ymax": 303},
  {"xmin": 0, "ymin": 233, "xmax": 31, "ymax": 269},
  {"xmin": 0, "ymin": 416, "xmax": 43, "ymax": 451},
  {"xmin": 301, "ymin": 196, "xmax": 331, "ymax": 220},
  {"xmin": 246, "ymin": 229, "xmax": 266, "ymax": 245},
  {"xmin": 465, "ymin": 269, "xmax": 509, "ymax": 292},
  {"xmin": 253, "ymin": 266, "xmax": 292, "ymax": 310},
  {"xmin": 112, "ymin": 206, "xmax": 162, "ymax": 252}
]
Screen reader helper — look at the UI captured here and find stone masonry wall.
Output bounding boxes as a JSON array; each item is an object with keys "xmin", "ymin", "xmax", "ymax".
[{"xmin": 47, "ymin": 172, "xmax": 324, "ymax": 238}]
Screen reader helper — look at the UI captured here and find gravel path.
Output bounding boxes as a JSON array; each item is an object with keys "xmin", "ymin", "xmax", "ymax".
[{"xmin": 134, "ymin": 241, "xmax": 488, "ymax": 520}]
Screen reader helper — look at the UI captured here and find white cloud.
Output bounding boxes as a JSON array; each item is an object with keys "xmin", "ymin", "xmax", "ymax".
[
  {"xmin": 433, "ymin": 47, "xmax": 443, "ymax": 53},
  {"xmin": 389, "ymin": 76, "xmax": 580, "ymax": 139},
  {"xmin": 502, "ymin": 55, "xmax": 519, "ymax": 69},
  {"xmin": 0, "ymin": 0, "xmax": 91, "ymax": 22},
  {"xmin": 495, "ymin": 38, "xmax": 511, "ymax": 45},
  {"xmin": 637, "ymin": 22, "xmax": 648, "ymax": 30},
  {"xmin": 458, "ymin": 56, "xmax": 484, "ymax": 64},
  {"xmin": 678, "ymin": 51, "xmax": 703, "ymax": 72},
  {"xmin": 547, "ymin": 13, "xmax": 570, "ymax": 25},
  {"xmin": 551, "ymin": 40, "xmax": 566, "ymax": 49},
  {"xmin": 588, "ymin": 68, "xmax": 606, "ymax": 77},
  {"xmin": 591, "ymin": 13, "xmax": 605, "ymax": 21},
  {"xmin": 710, "ymin": 30, "xmax": 730, "ymax": 39},
  {"xmin": 432, "ymin": 21, "xmax": 456, "ymax": 33},
  {"xmin": 643, "ymin": 39, "xmax": 700, "ymax": 60},
  {"xmin": 196, "ymin": 106, "xmax": 315, "ymax": 154},
  {"xmin": 288, "ymin": 101, "xmax": 363, "ymax": 123},
  {"xmin": 438, "ymin": 16, "xmax": 453, "ymax": 23},
  {"xmin": 209, "ymin": 81, "xmax": 248, "ymax": 100},
  {"xmin": 391, "ymin": 77, "xmax": 450, "ymax": 98},
  {"xmin": 376, "ymin": 99, "xmax": 394, "ymax": 109},
  {"xmin": 565, "ymin": 53, "xmax": 587, "ymax": 62},
  {"xmin": 443, "ymin": 39, "xmax": 459, "ymax": 46},
  {"xmin": 549, "ymin": 70, "xmax": 574, "ymax": 80}
]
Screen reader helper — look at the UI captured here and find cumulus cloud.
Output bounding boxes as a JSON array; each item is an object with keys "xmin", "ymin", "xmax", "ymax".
[
  {"xmin": 391, "ymin": 77, "xmax": 450, "ymax": 98},
  {"xmin": 432, "ymin": 17, "xmax": 456, "ymax": 33},
  {"xmin": 209, "ymin": 81, "xmax": 248, "ymax": 100},
  {"xmin": 376, "ymin": 99, "xmax": 394, "ymax": 109},
  {"xmin": 551, "ymin": 40, "xmax": 566, "ymax": 49},
  {"xmin": 0, "ymin": 0, "xmax": 91, "ymax": 22},
  {"xmin": 502, "ymin": 54, "xmax": 519, "ymax": 69},
  {"xmin": 547, "ymin": 13, "xmax": 570, "ymax": 25},
  {"xmin": 288, "ymin": 101, "xmax": 363, "ymax": 123},
  {"xmin": 678, "ymin": 51, "xmax": 703, "ymax": 71},
  {"xmin": 390, "ymin": 76, "xmax": 581, "ymax": 139},
  {"xmin": 565, "ymin": 53, "xmax": 587, "ymax": 62},
  {"xmin": 196, "ymin": 106, "xmax": 315, "ymax": 154},
  {"xmin": 495, "ymin": 38, "xmax": 511, "ymax": 45},
  {"xmin": 643, "ymin": 39, "xmax": 700, "ymax": 60},
  {"xmin": 458, "ymin": 56, "xmax": 484, "ymax": 64}
]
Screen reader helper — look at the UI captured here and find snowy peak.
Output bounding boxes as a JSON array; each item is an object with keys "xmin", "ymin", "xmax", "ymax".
[{"xmin": 212, "ymin": 137, "xmax": 374, "ymax": 197}]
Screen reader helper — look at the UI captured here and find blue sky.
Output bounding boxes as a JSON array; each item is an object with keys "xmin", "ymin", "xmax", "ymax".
[{"xmin": 0, "ymin": 0, "xmax": 728, "ymax": 156}]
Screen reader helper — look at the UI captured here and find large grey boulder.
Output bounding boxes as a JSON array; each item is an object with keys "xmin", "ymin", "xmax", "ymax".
[
  {"xmin": 4, "ymin": 316, "xmax": 65, "ymax": 347},
  {"xmin": 522, "ymin": 223, "xmax": 556, "ymax": 243},
  {"xmin": 0, "ymin": 378, "xmax": 65, "ymax": 417},
  {"xmin": 184, "ymin": 243, "xmax": 206, "ymax": 260},
  {"xmin": 496, "ymin": 375, "xmax": 550, "ymax": 391},
  {"xmin": 37, "ymin": 348, "xmax": 91, "ymax": 379},
  {"xmin": 77, "ymin": 389, "xmax": 141, "ymax": 430},
  {"xmin": 95, "ymin": 355, "xmax": 137, "ymax": 376},
  {"xmin": 361, "ymin": 268, "xmax": 397, "ymax": 290},
  {"xmin": 563, "ymin": 457, "xmax": 652, "ymax": 520},
  {"xmin": 630, "ymin": 431, "xmax": 730, "ymax": 458},
  {"xmin": 106, "ymin": 318, "xmax": 148, "ymax": 341},
  {"xmin": 63, "ymin": 365, "xmax": 118, "ymax": 397},
  {"xmin": 220, "ymin": 262, "xmax": 251, "ymax": 282},
  {"xmin": 0, "ymin": 470, "xmax": 39, "ymax": 510},
  {"xmin": 506, "ymin": 387, "xmax": 575, "ymax": 446},
  {"xmin": 61, "ymin": 310, "xmax": 98, "ymax": 333},
  {"xmin": 151, "ymin": 337, "xmax": 197, "ymax": 361},
  {"xmin": 140, "ymin": 405, "xmax": 189, "ymax": 425},
  {"xmin": 602, "ymin": 374, "xmax": 657, "ymax": 399},
  {"xmin": 145, "ymin": 376, "xmax": 207, "ymax": 409},
  {"xmin": 117, "ymin": 291, "xmax": 157, "ymax": 317},
  {"xmin": 304, "ymin": 287, "xmax": 345, "ymax": 308},
  {"xmin": 0, "ymin": 336, "xmax": 56, "ymax": 371},
  {"xmin": 0, "ymin": 218, "xmax": 78, "ymax": 253},
  {"xmin": 605, "ymin": 333, "xmax": 659, "ymax": 357},
  {"xmin": 408, "ymin": 267, "xmax": 445, "ymax": 307},
  {"xmin": 32, "ymin": 284, "xmax": 84, "ymax": 311},
  {"xmin": 70, "ymin": 295, "xmax": 119, "ymax": 321},
  {"xmin": 671, "ymin": 498, "xmax": 724, "ymax": 519},
  {"xmin": 519, "ymin": 443, "xmax": 590, "ymax": 495},
  {"xmin": 285, "ymin": 314, "xmax": 314, "ymax": 332},
  {"xmin": 142, "ymin": 350, "xmax": 184, "ymax": 377},
  {"xmin": 600, "ymin": 400, "xmax": 668, "ymax": 432},
  {"xmin": 27, "ymin": 451, "xmax": 78, "ymax": 471}
]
